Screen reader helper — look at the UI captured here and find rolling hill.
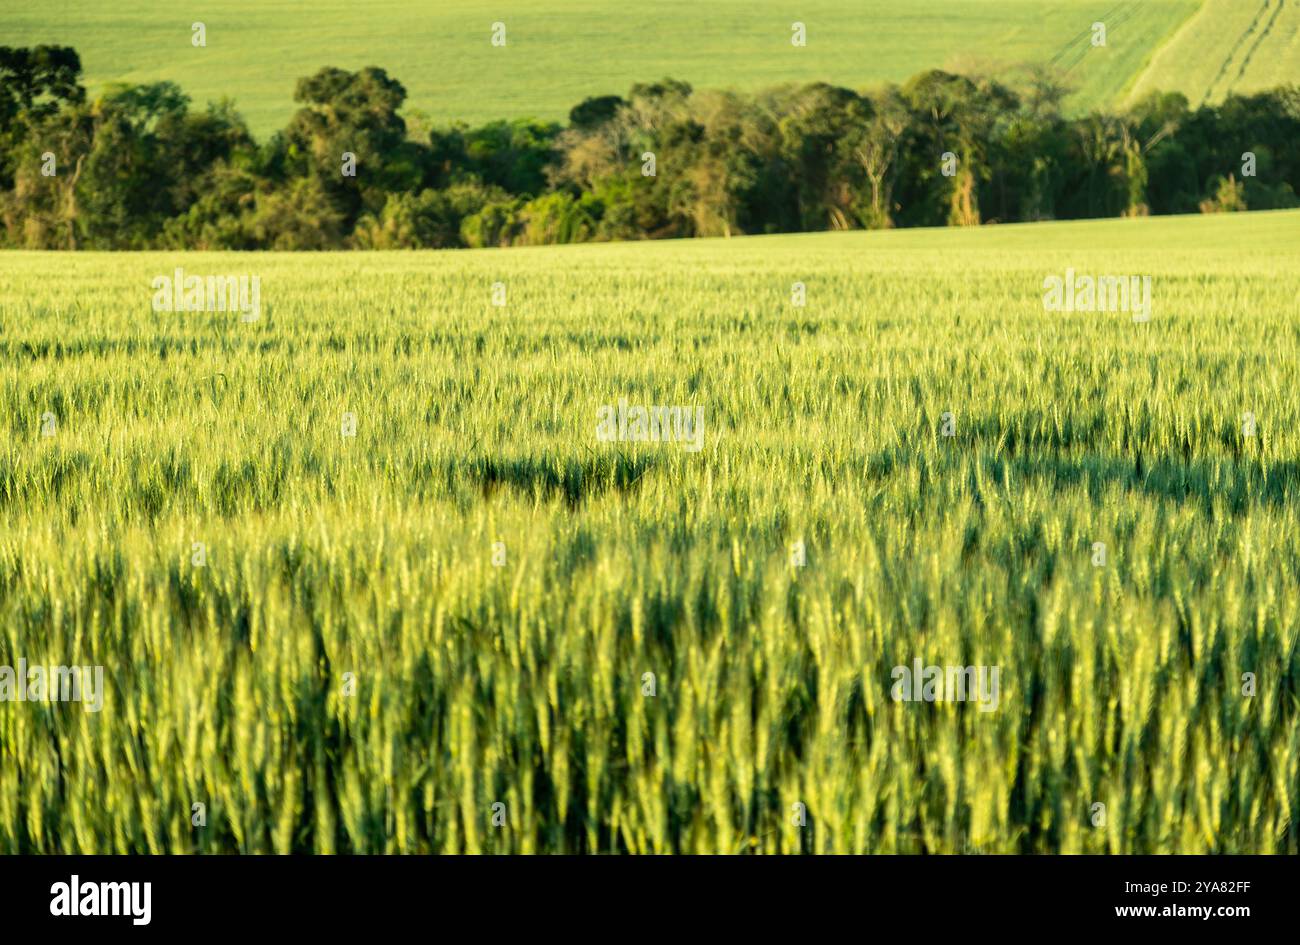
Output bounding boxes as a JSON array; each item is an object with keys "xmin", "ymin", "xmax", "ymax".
[
  {"xmin": 2, "ymin": 0, "xmax": 1202, "ymax": 137},
  {"xmin": 1129, "ymin": 0, "xmax": 1300, "ymax": 106}
]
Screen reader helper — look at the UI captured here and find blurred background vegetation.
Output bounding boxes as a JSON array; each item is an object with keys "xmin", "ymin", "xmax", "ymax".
[{"xmin": 2, "ymin": 45, "xmax": 1298, "ymax": 250}]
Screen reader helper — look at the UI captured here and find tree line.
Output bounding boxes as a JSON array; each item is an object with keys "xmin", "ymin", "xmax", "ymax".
[{"xmin": 2, "ymin": 45, "xmax": 1298, "ymax": 250}]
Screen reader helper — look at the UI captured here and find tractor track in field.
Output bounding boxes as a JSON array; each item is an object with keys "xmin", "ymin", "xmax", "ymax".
[
  {"xmin": 1047, "ymin": 1, "xmax": 1129, "ymax": 67},
  {"xmin": 1233, "ymin": 0, "xmax": 1286, "ymax": 86},
  {"xmin": 1203, "ymin": 0, "xmax": 1273, "ymax": 104},
  {"xmin": 1058, "ymin": 0, "xmax": 1144, "ymax": 76}
]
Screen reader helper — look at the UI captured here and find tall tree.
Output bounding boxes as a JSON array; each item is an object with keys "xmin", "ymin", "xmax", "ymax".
[{"xmin": 0, "ymin": 45, "xmax": 85, "ymax": 189}]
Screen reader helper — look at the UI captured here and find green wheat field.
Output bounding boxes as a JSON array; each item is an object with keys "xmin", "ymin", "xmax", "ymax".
[
  {"xmin": 0, "ymin": 0, "xmax": 1204, "ymax": 134},
  {"xmin": 2, "ymin": 210, "xmax": 1298, "ymax": 853}
]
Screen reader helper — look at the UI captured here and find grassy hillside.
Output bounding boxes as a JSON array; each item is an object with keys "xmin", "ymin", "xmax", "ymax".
[
  {"xmin": 1, "ymin": 0, "xmax": 1200, "ymax": 136},
  {"xmin": 2, "ymin": 210, "xmax": 1298, "ymax": 853},
  {"xmin": 1130, "ymin": 0, "xmax": 1300, "ymax": 106}
]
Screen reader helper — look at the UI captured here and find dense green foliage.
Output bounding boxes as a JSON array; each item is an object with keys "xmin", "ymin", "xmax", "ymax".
[
  {"xmin": 1, "ymin": 211, "xmax": 1298, "ymax": 852},
  {"xmin": 3, "ymin": 45, "xmax": 1299, "ymax": 250}
]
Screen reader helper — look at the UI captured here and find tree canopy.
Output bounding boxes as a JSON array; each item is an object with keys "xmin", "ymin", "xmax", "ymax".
[{"xmin": 2, "ymin": 48, "xmax": 1297, "ymax": 249}]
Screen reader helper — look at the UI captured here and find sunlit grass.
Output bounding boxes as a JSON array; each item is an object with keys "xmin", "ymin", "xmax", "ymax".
[
  {"xmin": 1, "ymin": 210, "xmax": 1298, "ymax": 853},
  {"xmin": 0, "ymin": 0, "xmax": 1200, "ymax": 135}
]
